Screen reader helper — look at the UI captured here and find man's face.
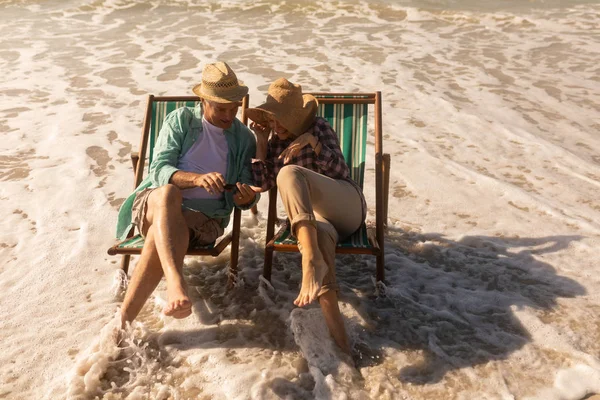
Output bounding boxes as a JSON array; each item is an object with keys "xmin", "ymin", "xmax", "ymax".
[{"xmin": 203, "ymin": 99, "xmax": 241, "ymax": 129}]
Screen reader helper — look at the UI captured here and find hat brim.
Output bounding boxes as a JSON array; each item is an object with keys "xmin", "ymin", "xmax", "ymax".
[
  {"xmin": 245, "ymin": 107, "xmax": 274, "ymax": 127},
  {"xmin": 192, "ymin": 81, "xmax": 249, "ymax": 103},
  {"xmin": 246, "ymin": 95, "xmax": 318, "ymax": 136}
]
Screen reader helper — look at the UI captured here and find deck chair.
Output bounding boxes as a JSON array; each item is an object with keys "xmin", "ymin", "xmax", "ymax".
[
  {"xmin": 263, "ymin": 92, "xmax": 390, "ymax": 283},
  {"xmin": 107, "ymin": 94, "xmax": 250, "ymax": 287}
]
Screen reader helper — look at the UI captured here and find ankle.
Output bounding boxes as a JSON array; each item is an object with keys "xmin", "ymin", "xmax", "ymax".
[{"xmin": 165, "ymin": 272, "xmax": 186, "ymax": 288}]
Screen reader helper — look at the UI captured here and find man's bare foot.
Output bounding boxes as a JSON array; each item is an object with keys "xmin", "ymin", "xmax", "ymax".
[
  {"xmin": 163, "ymin": 280, "xmax": 192, "ymax": 319},
  {"xmin": 294, "ymin": 255, "xmax": 329, "ymax": 307}
]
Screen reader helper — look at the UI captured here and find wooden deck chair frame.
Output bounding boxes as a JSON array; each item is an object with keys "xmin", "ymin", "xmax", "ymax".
[
  {"xmin": 263, "ymin": 92, "xmax": 390, "ymax": 284},
  {"xmin": 108, "ymin": 94, "xmax": 250, "ymax": 287}
]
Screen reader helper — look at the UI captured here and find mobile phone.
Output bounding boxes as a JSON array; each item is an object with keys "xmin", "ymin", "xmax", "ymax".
[{"xmin": 224, "ymin": 183, "xmax": 237, "ymax": 191}]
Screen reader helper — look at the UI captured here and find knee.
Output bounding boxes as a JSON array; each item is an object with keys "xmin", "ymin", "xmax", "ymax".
[
  {"xmin": 277, "ymin": 164, "xmax": 304, "ymax": 187},
  {"xmin": 155, "ymin": 184, "xmax": 183, "ymax": 208}
]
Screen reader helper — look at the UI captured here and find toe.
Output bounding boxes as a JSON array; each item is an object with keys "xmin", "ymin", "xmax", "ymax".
[
  {"xmin": 299, "ymin": 295, "xmax": 308, "ymax": 307},
  {"xmin": 172, "ymin": 308, "xmax": 192, "ymax": 319}
]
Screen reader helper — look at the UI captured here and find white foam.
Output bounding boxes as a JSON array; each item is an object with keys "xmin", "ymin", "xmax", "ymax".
[{"xmin": 1, "ymin": 0, "xmax": 600, "ymax": 398}]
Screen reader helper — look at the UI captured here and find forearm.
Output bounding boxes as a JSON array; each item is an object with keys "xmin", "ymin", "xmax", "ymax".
[
  {"xmin": 255, "ymin": 136, "xmax": 269, "ymax": 161},
  {"xmin": 169, "ymin": 170, "xmax": 200, "ymax": 189}
]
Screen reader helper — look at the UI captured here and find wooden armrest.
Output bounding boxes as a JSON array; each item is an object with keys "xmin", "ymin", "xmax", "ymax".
[
  {"xmin": 382, "ymin": 153, "xmax": 390, "ymax": 227},
  {"xmin": 131, "ymin": 152, "xmax": 139, "ymax": 171}
]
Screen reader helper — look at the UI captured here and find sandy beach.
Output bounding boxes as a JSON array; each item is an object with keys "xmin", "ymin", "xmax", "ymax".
[{"xmin": 1, "ymin": 0, "xmax": 599, "ymax": 399}]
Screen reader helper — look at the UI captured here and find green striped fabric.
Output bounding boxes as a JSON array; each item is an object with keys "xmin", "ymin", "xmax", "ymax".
[
  {"xmin": 317, "ymin": 101, "xmax": 368, "ymax": 188},
  {"xmin": 116, "ymin": 234, "xmax": 215, "ymax": 250},
  {"xmin": 274, "ymin": 224, "xmax": 371, "ymax": 248},
  {"xmin": 149, "ymin": 101, "xmax": 200, "ymax": 165},
  {"xmin": 275, "ymin": 95, "xmax": 371, "ymax": 249}
]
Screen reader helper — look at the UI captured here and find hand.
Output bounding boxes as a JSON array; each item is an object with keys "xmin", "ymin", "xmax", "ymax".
[
  {"xmin": 194, "ymin": 172, "xmax": 225, "ymax": 194},
  {"xmin": 248, "ymin": 184, "xmax": 265, "ymax": 193},
  {"xmin": 250, "ymin": 121, "xmax": 271, "ymax": 140},
  {"xmin": 278, "ymin": 132, "xmax": 318, "ymax": 164},
  {"xmin": 233, "ymin": 183, "xmax": 258, "ymax": 206}
]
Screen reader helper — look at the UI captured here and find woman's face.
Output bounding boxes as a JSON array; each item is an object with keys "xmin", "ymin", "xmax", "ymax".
[{"xmin": 269, "ymin": 117, "xmax": 292, "ymax": 140}]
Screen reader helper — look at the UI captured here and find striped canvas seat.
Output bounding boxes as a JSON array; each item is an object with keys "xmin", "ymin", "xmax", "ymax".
[
  {"xmin": 272, "ymin": 97, "xmax": 372, "ymax": 250},
  {"xmin": 108, "ymin": 95, "xmax": 249, "ymax": 285},
  {"xmin": 274, "ymin": 223, "xmax": 372, "ymax": 249},
  {"xmin": 113, "ymin": 234, "xmax": 215, "ymax": 251},
  {"xmin": 264, "ymin": 92, "xmax": 387, "ymax": 282}
]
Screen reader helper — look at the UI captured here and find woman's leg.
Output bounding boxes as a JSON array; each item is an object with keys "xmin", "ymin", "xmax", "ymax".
[
  {"xmin": 319, "ymin": 290, "xmax": 350, "ymax": 354},
  {"xmin": 277, "ymin": 165, "xmax": 363, "ymax": 240},
  {"xmin": 294, "ymin": 221, "xmax": 329, "ymax": 306},
  {"xmin": 277, "ymin": 166, "xmax": 361, "ymax": 353},
  {"xmin": 277, "ymin": 166, "xmax": 362, "ymax": 304},
  {"xmin": 314, "ymin": 218, "xmax": 351, "ymax": 354}
]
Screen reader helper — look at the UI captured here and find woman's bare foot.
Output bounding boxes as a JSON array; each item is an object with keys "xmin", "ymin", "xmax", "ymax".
[
  {"xmin": 163, "ymin": 279, "xmax": 192, "ymax": 319},
  {"xmin": 294, "ymin": 255, "xmax": 329, "ymax": 307}
]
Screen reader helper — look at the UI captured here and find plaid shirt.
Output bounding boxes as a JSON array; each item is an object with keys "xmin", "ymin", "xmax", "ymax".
[{"xmin": 252, "ymin": 117, "xmax": 366, "ymax": 220}]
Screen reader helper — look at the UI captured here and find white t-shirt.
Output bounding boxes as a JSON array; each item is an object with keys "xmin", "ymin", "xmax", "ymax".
[{"xmin": 177, "ymin": 118, "xmax": 228, "ymax": 200}]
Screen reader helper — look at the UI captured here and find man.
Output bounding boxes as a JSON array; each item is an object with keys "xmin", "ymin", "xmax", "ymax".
[{"xmin": 115, "ymin": 62, "xmax": 259, "ymax": 324}]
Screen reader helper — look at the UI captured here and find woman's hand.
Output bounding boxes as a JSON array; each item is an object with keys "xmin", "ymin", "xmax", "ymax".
[
  {"xmin": 250, "ymin": 121, "xmax": 271, "ymax": 141},
  {"xmin": 233, "ymin": 183, "xmax": 259, "ymax": 206},
  {"xmin": 278, "ymin": 133, "xmax": 318, "ymax": 164}
]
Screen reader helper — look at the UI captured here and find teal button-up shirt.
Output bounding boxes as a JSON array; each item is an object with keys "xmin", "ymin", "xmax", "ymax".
[{"xmin": 115, "ymin": 104, "xmax": 259, "ymax": 240}]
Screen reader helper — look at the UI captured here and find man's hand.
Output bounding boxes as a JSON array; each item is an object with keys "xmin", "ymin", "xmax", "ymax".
[
  {"xmin": 233, "ymin": 183, "xmax": 258, "ymax": 206},
  {"xmin": 278, "ymin": 132, "xmax": 318, "ymax": 164},
  {"xmin": 194, "ymin": 172, "xmax": 226, "ymax": 194}
]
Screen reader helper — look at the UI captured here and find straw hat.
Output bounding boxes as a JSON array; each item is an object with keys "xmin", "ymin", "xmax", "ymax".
[
  {"xmin": 192, "ymin": 62, "xmax": 248, "ymax": 103},
  {"xmin": 246, "ymin": 78, "xmax": 318, "ymax": 136}
]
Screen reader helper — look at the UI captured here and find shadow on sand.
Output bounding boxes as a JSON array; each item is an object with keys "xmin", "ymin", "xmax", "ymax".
[{"xmin": 340, "ymin": 226, "xmax": 586, "ymax": 384}]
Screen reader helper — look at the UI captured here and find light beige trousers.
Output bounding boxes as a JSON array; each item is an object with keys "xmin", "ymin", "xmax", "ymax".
[{"xmin": 277, "ymin": 165, "xmax": 364, "ymax": 294}]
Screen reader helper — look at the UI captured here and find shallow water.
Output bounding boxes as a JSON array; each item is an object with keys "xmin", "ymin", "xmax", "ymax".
[{"xmin": 1, "ymin": 0, "xmax": 599, "ymax": 399}]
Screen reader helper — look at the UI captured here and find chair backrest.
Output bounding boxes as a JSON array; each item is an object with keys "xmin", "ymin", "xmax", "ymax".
[
  {"xmin": 148, "ymin": 99, "xmax": 200, "ymax": 165},
  {"xmin": 312, "ymin": 93, "xmax": 375, "ymax": 189}
]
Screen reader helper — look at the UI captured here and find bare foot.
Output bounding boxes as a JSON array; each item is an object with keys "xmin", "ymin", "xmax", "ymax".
[
  {"xmin": 294, "ymin": 255, "xmax": 329, "ymax": 307},
  {"xmin": 163, "ymin": 280, "xmax": 192, "ymax": 319}
]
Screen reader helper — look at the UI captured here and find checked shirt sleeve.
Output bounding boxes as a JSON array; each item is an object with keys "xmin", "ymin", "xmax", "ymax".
[
  {"xmin": 251, "ymin": 143, "xmax": 278, "ymax": 192},
  {"xmin": 312, "ymin": 118, "xmax": 350, "ymax": 179}
]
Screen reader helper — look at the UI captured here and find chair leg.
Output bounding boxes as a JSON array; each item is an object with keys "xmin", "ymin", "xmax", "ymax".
[
  {"xmin": 227, "ymin": 208, "xmax": 242, "ymax": 289},
  {"xmin": 263, "ymin": 247, "xmax": 274, "ymax": 281},
  {"xmin": 263, "ymin": 186, "xmax": 278, "ymax": 282},
  {"xmin": 121, "ymin": 254, "xmax": 131, "ymax": 275},
  {"xmin": 376, "ymin": 252, "xmax": 385, "ymax": 283}
]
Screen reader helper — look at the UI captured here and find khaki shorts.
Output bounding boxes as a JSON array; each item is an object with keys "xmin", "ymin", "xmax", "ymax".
[{"xmin": 132, "ymin": 188, "xmax": 224, "ymax": 247}]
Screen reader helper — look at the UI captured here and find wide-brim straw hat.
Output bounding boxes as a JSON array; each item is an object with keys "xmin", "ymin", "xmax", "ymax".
[
  {"xmin": 246, "ymin": 78, "xmax": 318, "ymax": 137},
  {"xmin": 192, "ymin": 61, "xmax": 248, "ymax": 103}
]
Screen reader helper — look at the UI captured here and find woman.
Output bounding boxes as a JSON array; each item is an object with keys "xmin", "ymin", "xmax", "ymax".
[{"xmin": 247, "ymin": 78, "xmax": 366, "ymax": 354}]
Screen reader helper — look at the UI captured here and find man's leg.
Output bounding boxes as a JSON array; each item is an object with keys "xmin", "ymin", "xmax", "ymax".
[
  {"xmin": 120, "ymin": 226, "xmax": 164, "ymax": 324},
  {"xmin": 120, "ymin": 184, "xmax": 191, "ymax": 325}
]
